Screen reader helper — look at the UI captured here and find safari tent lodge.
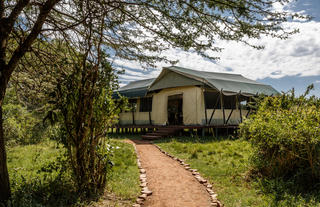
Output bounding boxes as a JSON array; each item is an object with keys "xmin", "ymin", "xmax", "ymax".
[{"xmin": 113, "ymin": 66, "xmax": 279, "ymax": 137}]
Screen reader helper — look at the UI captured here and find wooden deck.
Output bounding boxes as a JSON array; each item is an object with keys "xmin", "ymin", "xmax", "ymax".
[
  {"xmin": 109, "ymin": 124, "xmax": 239, "ymax": 137},
  {"xmin": 113, "ymin": 124, "xmax": 239, "ymax": 129}
]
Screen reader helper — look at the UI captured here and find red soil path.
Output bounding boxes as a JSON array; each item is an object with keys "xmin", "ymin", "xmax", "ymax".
[{"xmin": 132, "ymin": 140, "xmax": 212, "ymax": 207}]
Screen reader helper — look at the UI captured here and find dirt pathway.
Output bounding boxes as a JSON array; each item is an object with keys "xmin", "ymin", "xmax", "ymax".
[{"xmin": 131, "ymin": 140, "xmax": 212, "ymax": 207}]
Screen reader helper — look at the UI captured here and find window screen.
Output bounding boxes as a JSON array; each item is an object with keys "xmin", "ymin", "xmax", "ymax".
[
  {"xmin": 223, "ymin": 95, "xmax": 237, "ymax": 109},
  {"xmin": 204, "ymin": 92, "xmax": 221, "ymax": 109},
  {"xmin": 139, "ymin": 97, "xmax": 153, "ymax": 112}
]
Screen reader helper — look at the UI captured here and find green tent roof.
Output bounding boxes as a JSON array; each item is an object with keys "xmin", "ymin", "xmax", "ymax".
[
  {"xmin": 115, "ymin": 66, "xmax": 279, "ymax": 98},
  {"xmin": 114, "ymin": 78, "xmax": 155, "ymax": 98},
  {"xmin": 157, "ymin": 66, "xmax": 279, "ymax": 96}
]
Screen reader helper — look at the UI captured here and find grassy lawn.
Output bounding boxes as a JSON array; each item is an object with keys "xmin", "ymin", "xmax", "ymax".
[
  {"xmin": 155, "ymin": 136, "xmax": 320, "ymax": 207},
  {"xmin": 6, "ymin": 139, "xmax": 139, "ymax": 207},
  {"xmin": 105, "ymin": 139, "xmax": 140, "ymax": 202}
]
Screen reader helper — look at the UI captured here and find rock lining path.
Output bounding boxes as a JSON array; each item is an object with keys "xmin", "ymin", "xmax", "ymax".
[{"xmin": 131, "ymin": 140, "xmax": 212, "ymax": 207}]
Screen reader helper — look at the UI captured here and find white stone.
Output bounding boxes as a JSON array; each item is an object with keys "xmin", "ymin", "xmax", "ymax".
[
  {"xmin": 138, "ymin": 194, "xmax": 147, "ymax": 200},
  {"xmin": 142, "ymin": 190, "xmax": 152, "ymax": 196},
  {"xmin": 136, "ymin": 198, "xmax": 144, "ymax": 204},
  {"xmin": 140, "ymin": 169, "xmax": 146, "ymax": 173}
]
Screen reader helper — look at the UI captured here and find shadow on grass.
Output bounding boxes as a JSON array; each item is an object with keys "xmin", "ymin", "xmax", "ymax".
[
  {"xmin": 257, "ymin": 177, "xmax": 320, "ymax": 206},
  {"xmin": 4, "ymin": 177, "xmax": 80, "ymax": 207},
  {"xmin": 153, "ymin": 134, "xmax": 238, "ymax": 144},
  {"xmin": 6, "ymin": 175, "xmax": 107, "ymax": 207},
  {"xmin": 7, "ymin": 165, "xmax": 118, "ymax": 207}
]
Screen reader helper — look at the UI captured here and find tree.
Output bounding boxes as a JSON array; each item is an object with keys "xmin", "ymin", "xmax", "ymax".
[{"xmin": 0, "ymin": 0, "xmax": 307, "ymax": 202}]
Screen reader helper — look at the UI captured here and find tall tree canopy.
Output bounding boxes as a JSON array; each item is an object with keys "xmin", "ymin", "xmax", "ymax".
[{"xmin": 0, "ymin": 0, "xmax": 307, "ymax": 202}]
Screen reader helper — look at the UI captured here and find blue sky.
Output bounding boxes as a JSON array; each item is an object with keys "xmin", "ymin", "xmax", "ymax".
[{"xmin": 115, "ymin": 0, "xmax": 320, "ymax": 97}]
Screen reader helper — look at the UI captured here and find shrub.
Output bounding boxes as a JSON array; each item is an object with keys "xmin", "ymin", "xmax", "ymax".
[
  {"xmin": 2, "ymin": 88, "xmax": 56, "ymax": 146},
  {"xmin": 240, "ymin": 85, "xmax": 320, "ymax": 183}
]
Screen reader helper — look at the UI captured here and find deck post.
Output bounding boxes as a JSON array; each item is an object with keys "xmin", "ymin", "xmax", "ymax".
[
  {"xmin": 238, "ymin": 91, "xmax": 242, "ymax": 123},
  {"xmin": 132, "ymin": 110, "xmax": 135, "ymax": 125},
  {"xmin": 149, "ymin": 111, "xmax": 152, "ymax": 125},
  {"xmin": 221, "ymin": 89, "xmax": 225, "ymax": 125}
]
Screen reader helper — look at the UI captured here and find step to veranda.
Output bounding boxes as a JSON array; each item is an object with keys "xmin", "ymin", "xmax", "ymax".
[{"xmin": 141, "ymin": 135, "xmax": 162, "ymax": 140}]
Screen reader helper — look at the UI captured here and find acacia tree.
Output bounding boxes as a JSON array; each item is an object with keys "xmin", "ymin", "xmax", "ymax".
[{"xmin": 0, "ymin": 0, "xmax": 307, "ymax": 202}]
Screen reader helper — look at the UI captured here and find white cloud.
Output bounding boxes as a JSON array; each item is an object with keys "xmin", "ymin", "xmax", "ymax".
[{"xmin": 116, "ymin": 2, "xmax": 320, "ymax": 86}]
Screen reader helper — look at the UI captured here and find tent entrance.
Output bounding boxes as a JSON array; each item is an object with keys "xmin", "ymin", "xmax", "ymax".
[{"xmin": 167, "ymin": 94, "xmax": 183, "ymax": 125}]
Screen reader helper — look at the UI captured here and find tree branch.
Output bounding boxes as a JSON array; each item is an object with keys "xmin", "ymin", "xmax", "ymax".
[{"xmin": 5, "ymin": 0, "xmax": 60, "ymax": 84}]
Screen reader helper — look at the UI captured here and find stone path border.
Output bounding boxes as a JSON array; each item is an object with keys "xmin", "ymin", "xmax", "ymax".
[
  {"xmin": 131, "ymin": 143, "xmax": 153, "ymax": 207},
  {"xmin": 154, "ymin": 144, "xmax": 223, "ymax": 207}
]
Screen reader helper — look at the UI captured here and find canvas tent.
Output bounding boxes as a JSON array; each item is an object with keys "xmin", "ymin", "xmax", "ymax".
[{"xmin": 115, "ymin": 66, "xmax": 279, "ymax": 126}]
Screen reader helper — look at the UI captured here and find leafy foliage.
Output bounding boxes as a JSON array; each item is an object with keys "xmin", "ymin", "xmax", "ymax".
[
  {"xmin": 240, "ymin": 85, "xmax": 320, "ymax": 183},
  {"xmin": 46, "ymin": 55, "xmax": 125, "ymax": 196},
  {"xmin": 2, "ymin": 88, "xmax": 56, "ymax": 146},
  {"xmin": 6, "ymin": 139, "xmax": 139, "ymax": 207}
]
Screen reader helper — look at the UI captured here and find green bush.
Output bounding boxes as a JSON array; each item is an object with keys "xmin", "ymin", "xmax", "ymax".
[
  {"xmin": 3, "ymin": 102, "xmax": 37, "ymax": 145},
  {"xmin": 240, "ymin": 86, "xmax": 320, "ymax": 183},
  {"xmin": 2, "ymin": 88, "xmax": 55, "ymax": 146}
]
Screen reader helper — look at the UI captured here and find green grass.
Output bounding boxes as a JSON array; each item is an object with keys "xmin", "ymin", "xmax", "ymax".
[
  {"xmin": 155, "ymin": 136, "xmax": 320, "ymax": 207},
  {"xmin": 7, "ymin": 140, "xmax": 64, "ymax": 184},
  {"xmin": 6, "ymin": 139, "xmax": 140, "ymax": 207},
  {"xmin": 106, "ymin": 139, "xmax": 140, "ymax": 201}
]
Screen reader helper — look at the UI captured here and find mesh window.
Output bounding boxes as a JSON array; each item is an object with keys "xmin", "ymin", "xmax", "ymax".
[
  {"xmin": 223, "ymin": 95, "xmax": 237, "ymax": 109},
  {"xmin": 139, "ymin": 97, "xmax": 153, "ymax": 112},
  {"xmin": 204, "ymin": 92, "xmax": 221, "ymax": 109}
]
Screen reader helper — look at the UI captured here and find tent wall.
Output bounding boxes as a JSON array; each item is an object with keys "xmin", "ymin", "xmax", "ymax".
[
  {"xmin": 118, "ymin": 112, "xmax": 150, "ymax": 125},
  {"xmin": 118, "ymin": 86, "xmax": 204, "ymax": 125},
  {"xmin": 151, "ymin": 86, "xmax": 204, "ymax": 125},
  {"xmin": 117, "ymin": 85, "xmax": 248, "ymax": 126},
  {"xmin": 118, "ymin": 98, "xmax": 151, "ymax": 125}
]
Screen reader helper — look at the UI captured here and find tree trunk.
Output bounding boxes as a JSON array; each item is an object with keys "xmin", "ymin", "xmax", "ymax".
[
  {"xmin": 0, "ymin": 83, "xmax": 10, "ymax": 202},
  {"xmin": 0, "ymin": 0, "xmax": 60, "ymax": 201}
]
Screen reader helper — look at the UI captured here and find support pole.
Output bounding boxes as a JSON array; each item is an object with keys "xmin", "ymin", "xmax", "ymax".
[
  {"xmin": 203, "ymin": 88, "xmax": 208, "ymax": 125},
  {"xmin": 221, "ymin": 89, "xmax": 225, "ymax": 125},
  {"xmin": 246, "ymin": 109, "xmax": 251, "ymax": 118},
  {"xmin": 149, "ymin": 111, "xmax": 152, "ymax": 125},
  {"xmin": 226, "ymin": 108, "xmax": 234, "ymax": 124},
  {"xmin": 238, "ymin": 91, "xmax": 243, "ymax": 123},
  {"xmin": 132, "ymin": 105, "xmax": 135, "ymax": 125},
  {"xmin": 208, "ymin": 93, "xmax": 220, "ymax": 125}
]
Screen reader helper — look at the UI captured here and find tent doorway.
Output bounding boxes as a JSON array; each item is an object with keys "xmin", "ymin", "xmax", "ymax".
[{"xmin": 167, "ymin": 94, "xmax": 183, "ymax": 125}]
